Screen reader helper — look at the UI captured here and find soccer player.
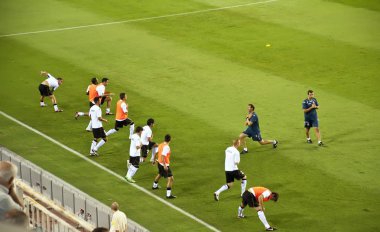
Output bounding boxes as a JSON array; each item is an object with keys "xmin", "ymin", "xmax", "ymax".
[
  {"xmin": 239, "ymin": 104, "xmax": 278, "ymax": 154},
  {"xmin": 89, "ymin": 97, "xmax": 108, "ymax": 156},
  {"xmin": 38, "ymin": 71, "xmax": 63, "ymax": 112},
  {"xmin": 125, "ymin": 126, "xmax": 143, "ymax": 183},
  {"xmin": 105, "ymin": 93, "xmax": 134, "ymax": 138},
  {"xmin": 85, "ymin": 77, "xmax": 114, "ymax": 131},
  {"xmin": 152, "ymin": 134, "xmax": 176, "ymax": 199},
  {"xmin": 303, "ymin": 90, "xmax": 323, "ymax": 146},
  {"xmin": 141, "ymin": 118, "xmax": 158, "ymax": 163},
  {"xmin": 75, "ymin": 77, "xmax": 98, "ymax": 119},
  {"xmin": 238, "ymin": 186, "xmax": 279, "ymax": 231},
  {"xmin": 214, "ymin": 139, "xmax": 247, "ymax": 201}
]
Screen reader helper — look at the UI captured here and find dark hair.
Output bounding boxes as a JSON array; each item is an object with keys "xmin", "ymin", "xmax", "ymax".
[
  {"xmin": 57, "ymin": 77, "xmax": 63, "ymax": 81},
  {"xmin": 120, "ymin": 92, "xmax": 126, "ymax": 99},
  {"xmin": 94, "ymin": 96, "xmax": 100, "ymax": 104},
  {"xmin": 271, "ymin": 192, "xmax": 279, "ymax": 202},
  {"xmin": 165, "ymin": 134, "xmax": 171, "ymax": 142},
  {"xmin": 135, "ymin": 126, "xmax": 143, "ymax": 133},
  {"xmin": 92, "ymin": 227, "xmax": 109, "ymax": 232},
  {"xmin": 147, "ymin": 118, "xmax": 155, "ymax": 126},
  {"xmin": 307, "ymin": 90, "xmax": 314, "ymax": 95},
  {"xmin": 102, "ymin": 77, "xmax": 109, "ymax": 83},
  {"xmin": 248, "ymin": 104, "xmax": 255, "ymax": 111},
  {"xmin": 91, "ymin": 77, "xmax": 98, "ymax": 84}
]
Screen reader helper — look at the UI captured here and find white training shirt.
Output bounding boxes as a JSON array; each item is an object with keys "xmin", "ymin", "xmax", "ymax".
[
  {"xmin": 89, "ymin": 105, "xmax": 102, "ymax": 129},
  {"xmin": 129, "ymin": 133, "xmax": 142, "ymax": 157},
  {"xmin": 96, "ymin": 84, "xmax": 105, "ymax": 96},
  {"xmin": 141, "ymin": 125, "xmax": 152, "ymax": 145},
  {"xmin": 46, "ymin": 73, "xmax": 60, "ymax": 91},
  {"xmin": 110, "ymin": 210, "xmax": 128, "ymax": 232},
  {"xmin": 224, "ymin": 146, "xmax": 240, "ymax": 171}
]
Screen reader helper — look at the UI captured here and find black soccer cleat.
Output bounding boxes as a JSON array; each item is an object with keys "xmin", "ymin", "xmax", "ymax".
[
  {"xmin": 273, "ymin": 140, "xmax": 278, "ymax": 148},
  {"xmin": 214, "ymin": 193, "xmax": 219, "ymax": 201},
  {"xmin": 266, "ymin": 227, "xmax": 277, "ymax": 231},
  {"xmin": 307, "ymin": 139, "xmax": 313, "ymax": 144},
  {"xmin": 166, "ymin": 195, "xmax": 177, "ymax": 199},
  {"xmin": 318, "ymin": 141, "xmax": 324, "ymax": 146},
  {"xmin": 74, "ymin": 112, "xmax": 80, "ymax": 120},
  {"xmin": 152, "ymin": 186, "xmax": 160, "ymax": 190},
  {"xmin": 240, "ymin": 150, "xmax": 248, "ymax": 155},
  {"xmin": 106, "ymin": 112, "xmax": 114, "ymax": 115}
]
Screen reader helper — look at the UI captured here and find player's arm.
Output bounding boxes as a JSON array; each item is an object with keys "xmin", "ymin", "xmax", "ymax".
[
  {"xmin": 258, "ymin": 195, "xmax": 265, "ymax": 211},
  {"xmin": 303, "ymin": 101, "xmax": 317, "ymax": 113},
  {"xmin": 86, "ymin": 85, "xmax": 90, "ymax": 95},
  {"xmin": 40, "ymin": 71, "xmax": 49, "ymax": 77},
  {"xmin": 97, "ymin": 117, "xmax": 108, "ymax": 123}
]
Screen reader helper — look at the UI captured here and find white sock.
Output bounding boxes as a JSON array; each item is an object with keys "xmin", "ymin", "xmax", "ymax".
[
  {"xmin": 238, "ymin": 206, "xmax": 244, "ymax": 217},
  {"xmin": 307, "ymin": 138, "xmax": 311, "ymax": 140},
  {"xmin": 318, "ymin": 140, "xmax": 322, "ymax": 143},
  {"xmin": 106, "ymin": 108, "xmax": 110, "ymax": 113},
  {"xmin": 153, "ymin": 182, "xmax": 158, "ymax": 188},
  {"xmin": 140, "ymin": 157, "xmax": 144, "ymax": 163},
  {"xmin": 126, "ymin": 168, "xmax": 133, "ymax": 179},
  {"xmin": 243, "ymin": 147, "xmax": 248, "ymax": 151},
  {"xmin": 78, "ymin": 112, "xmax": 85, "ymax": 116},
  {"xmin": 216, "ymin": 184, "xmax": 229, "ymax": 195},
  {"xmin": 129, "ymin": 124, "xmax": 135, "ymax": 138},
  {"xmin": 241, "ymin": 180, "xmax": 247, "ymax": 195},
  {"xmin": 166, "ymin": 188, "xmax": 171, "ymax": 197},
  {"xmin": 86, "ymin": 121, "xmax": 92, "ymax": 130},
  {"xmin": 40, "ymin": 102, "xmax": 45, "ymax": 106},
  {"xmin": 150, "ymin": 147, "xmax": 158, "ymax": 161},
  {"xmin": 94, "ymin": 139, "xmax": 106, "ymax": 151},
  {"xmin": 106, "ymin": 129, "xmax": 117, "ymax": 136},
  {"xmin": 90, "ymin": 140, "xmax": 97, "ymax": 152},
  {"xmin": 129, "ymin": 165, "xmax": 138, "ymax": 178},
  {"xmin": 258, "ymin": 211, "xmax": 270, "ymax": 229},
  {"xmin": 54, "ymin": 104, "xmax": 59, "ymax": 111}
]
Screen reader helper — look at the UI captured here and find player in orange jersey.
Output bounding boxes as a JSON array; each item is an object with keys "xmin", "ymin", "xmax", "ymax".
[
  {"xmin": 152, "ymin": 134, "xmax": 176, "ymax": 199},
  {"xmin": 105, "ymin": 93, "xmax": 134, "ymax": 138},
  {"xmin": 75, "ymin": 77, "xmax": 98, "ymax": 119},
  {"xmin": 238, "ymin": 186, "xmax": 279, "ymax": 231}
]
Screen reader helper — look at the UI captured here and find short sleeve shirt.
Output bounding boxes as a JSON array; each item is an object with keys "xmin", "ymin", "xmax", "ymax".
[
  {"xmin": 110, "ymin": 210, "xmax": 128, "ymax": 232},
  {"xmin": 96, "ymin": 84, "xmax": 106, "ymax": 96},
  {"xmin": 89, "ymin": 105, "xmax": 102, "ymax": 128},
  {"xmin": 141, "ymin": 126, "xmax": 152, "ymax": 145},
  {"xmin": 225, "ymin": 146, "xmax": 240, "ymax": 171},
  {"xmin": 130, "ymin": 134, "xmax": 141, "ymax": 157},
  {"xmin": 303, "ymin": 98, "xmax": 319, "ymax": 120},
  {"xmin": 46, "ymin": 73, "xmax": 59, "ymax": 91},
  {"xmin": 248, "ymin": 113, "xmax": 260, "ymax": 133}
]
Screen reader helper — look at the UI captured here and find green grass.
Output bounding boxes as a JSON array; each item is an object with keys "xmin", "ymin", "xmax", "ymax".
[{"xmin": 1, "ymin": 0, "xmax": 380, "ymax": 231}]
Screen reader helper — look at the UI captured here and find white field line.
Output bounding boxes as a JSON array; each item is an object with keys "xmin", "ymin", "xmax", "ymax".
[
  {"xmin": 0, "ymin": 110, "xmax": 220, "ymax": 232},
  {"xmin": 0, "ymin": 0, "xmax": 277, "ymax": 38}
]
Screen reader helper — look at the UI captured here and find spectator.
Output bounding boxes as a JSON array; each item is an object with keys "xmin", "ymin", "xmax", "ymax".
[{"xmin": 110, "ymin": 202, "xmax": 127, "ymax": 232}]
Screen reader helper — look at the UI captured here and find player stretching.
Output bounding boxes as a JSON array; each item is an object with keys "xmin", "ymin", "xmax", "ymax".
[
  {"xmin": 105, "ymin": 93, "xmax": 135, "ymax": 138},
  {"xmin": 303, "ymin": 90, "xmax": 323, "ymax": 146},
  {"xmin": 89, "ymin": 97, "xmax": 108, "ymax": 156},
  {"xmin": 214, "ymin": 139, "xmax": 247, "ymax": 201},
  {"xmin": 38, "ymin": 71, "xmax": 63, "ymax": 112},
  {"xmin": 239, "ymin": 104, "xmax": 278, "ymax": 154},
  {"xmin": 238, "ymin": 186, "xmax": 279, "ymax": 231},
  {"xmin": 75, "ymin": 77, "xmax": 98, "ymax": 119}
]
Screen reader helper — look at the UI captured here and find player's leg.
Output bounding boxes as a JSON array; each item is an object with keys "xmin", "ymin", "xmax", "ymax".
[
  {"xmin": 153, "ymin": 163, "xmax": 163, "ymax": 189},
  {"xmin": 239, "ymin": 133, "xmax": 249, "ymax": 154},
  {"xmin": 128, "ymin": 120, "xmax": 135, "ymax": 139},
  {"xmin": 305, "ymin": 121, "xmax": 312, "ymax": 143},
  {"xmin": 166, "ymin": 168, "xmax": 176, "ymax": 198},
  {"xmin": 255, "ymin": 208, "xmax": 275, "ymax": 230},
  {"xmin": 125, "ymin": 157, "xmax": 139, "ymax": 183},
  {"xmin": 105, "ymin": 96, "xmax": 112, "ymax": 114},
  {"xmin": 93, "ymin": 129, "xmax": 107, "ymax": 153},
  {"xmin": 315, "ymin": 127, "xmax": 323, "ymax": 146},
  {"xmin": 152, "ymin": 174, "xmax": 161, "ymax": 189},
  {"xmin": 106, "ymin": 121, "xmax": 120, "ymax": 136},
  {"xmin": 238, "ymin": 191, "xmax": 250, "ymax": 218},
  {"xmin": 90, "ymin": 138, "xmax": 98, "ymax": 156},
  {"xmin": 240, "ymin": 173, "xmax": 247, "ymax": 196},
  {"xmin": 257, "ymin": 133, "xmax": 278, "ymax": 148},
  {"xmin": 39, "ymin": 95, "xmax": 46, "ymax": 107},
  {"xmin": 49, "ymin": 95, "xmax": 62, "ymax": 112},
  {"xmin": 74, "ymin": 112, "xmax": 88, "ymax": 119},
  {"xmin": 150, "ymin": 143, "xmax": 158, "ymax": 163},
  {"xmin": 38, "ymin": 84, "xmax": 48, "ymax": 107}
]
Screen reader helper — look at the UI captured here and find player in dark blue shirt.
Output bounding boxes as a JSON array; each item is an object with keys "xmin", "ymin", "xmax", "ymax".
[
  {"xmin": 239, "ymin": 104, "xmax": 278, "ymax": 154},
  {"xmin": 302, "ymin": 90, "xmax": 323, "ymax": 146}
]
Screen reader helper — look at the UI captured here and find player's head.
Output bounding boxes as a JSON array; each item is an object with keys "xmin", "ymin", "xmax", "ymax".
[
  {"xmin": 93, "ymin": 96, "xmax": 101, "ymax": 105},
  {"xmin": 135, "ymin": 126, "xmax": 143, "ymax": 134},
  {"xmin": 164, "ymin": 134, "xmax": 171, "ymax": 143},
  {"xmin": 119, "ymin": 92, "xmax": 126, "ymax": 100},
  {"xmin": 91, "ymin": 77, "xmax": 98, "ymax": 85},
  {"xmin": 101, "ymin": 77, "xmax": 109, "ymax": 85},
  {"xmin": 233, "ymin": 139, "xmax": 240, "ymax": 148},
  {"xmin": 271, "ymin": 192, "xmax": 279, "ymax": 202},
  {"xmin": 248, "ymin": 104, "xmax": 255, "ymax": 112},
  {"xmin": 111, "ymin": 202, "xmax": 119, "ymax": 211},
  {"xmin": 57, "ymin": 77, "xmax": 63, "ymax": 85},
  {"xmin": 307, "ymin": 90, "xmax": 314, "ymax": 98},
  {"xmin": 147, "ymin": 118, "xmax": 155, "ymax": 126}
]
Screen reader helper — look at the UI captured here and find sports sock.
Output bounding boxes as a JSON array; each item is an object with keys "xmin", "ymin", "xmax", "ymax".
[
  {"xmin": 241, "ymin": 179, "xmax": 247, "ymax": 195},
  {"xmin": 106, "ymin": 108, "xmax": 110, "ymax": 113},
  {"xmin": 216, "ymin": 184, "xmax": 229, "ymax": 195},
  {"xmin": 130, "ymin": 165, "xmax": 138, "ymax": 178},
  {"xmin": 150, "ymin": 147, "xmax": 158, "ymax": 161},
  {"xmin": 53, "ymin": 104, "xmax": 59, "ymax": 111},
  {"xmin": 86, "ymin": 121, "xmax": 92, "ymax": 131},
  {"xmin": 153, "ymin": 181, "xmax": 158, "ymax": 188},
  {"xmin": 238, "ymin": 206, "xmax": 244, "ymax": 217},
  {"xmin": 139, "ymin": 157, "xmax": 144, "ymax": 163},
  {"xmin": 258, "ymin": 211, "xmax": 270, "ymax": 229},
  {"xmin": 243, "ymin": 147, "xmax": 248, "ymax": 152},
  {"xmin": 166, "ymin": 187, "xmax": 172, "ymax": 197},
  {"xmin": 94, "ymin": 139, "xmax": 106, "ymax": 151},
  {"xmin": 90, "ymin": 140, "xmax": 97, "ymax": 152},
  {"xmin": 318, "ymin": 140, "xmax": 322, "ymax": 143},
  {"xmin": 40, "ymin": 101, "xmax": 45, "ymax": 106},
  {"xmin": 126, "ymin": 168, "xmax": 133, "ymax": 179},
  {"xmin": 129, "ymin": 124, "xmax": 135, "ymax": 138},
  {"xmin": 106, "ymin": 129, "xmax": 117, "ymax": 136},
  {"xmin": 307, "ymin": 138, "xmax": 311, "ymax": 140},
  {"xmin": 78, "ymin": 112, "xmax": 85, "ymax": 116}
]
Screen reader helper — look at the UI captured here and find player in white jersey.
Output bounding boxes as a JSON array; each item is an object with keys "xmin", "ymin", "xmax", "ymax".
[
  {"xmin": 214, "ymin": 139, "xmax": 247, "ymax": 201},
  {"xmin": 89, "ymin": 97, "xmax": 108, "ymax": 156},
  {"xmin": 38, "ymin": 71, "xmax": 63, "ymax": 112},
  {"xmin": 140, "ymin": 118, "xmax": 158, "ymax": 163},
  {"xmin": 125, "ymin": 126, "xmax": 143, "ymax": 183}
]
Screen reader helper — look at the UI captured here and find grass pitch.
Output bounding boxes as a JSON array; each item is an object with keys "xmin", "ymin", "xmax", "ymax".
[{"xmin": 1, "ymin": 0, "xmax": 380, "ymax": 231}]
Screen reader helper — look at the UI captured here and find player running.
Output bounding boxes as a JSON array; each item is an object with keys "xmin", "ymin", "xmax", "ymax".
[
  {"xmin": 125, "ymin": 126, "xmax": 143, "ymax": 183},
  {"xmin": 141, "ymin": 118, "xmax": 158, "ymax": 163},
  {"xmin": 75, "ymin": 77, "xmax": 98, "ymax": 119},
  {"xmin": 89, "ymin": 97, "xmax": 108, "ymax": 156},
  {"xmin": 238, "ymin": 186, "xmax": 279, "ymax": 231}
]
